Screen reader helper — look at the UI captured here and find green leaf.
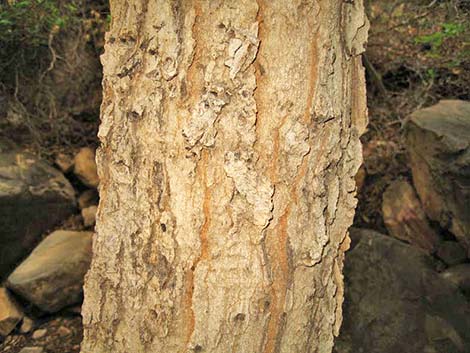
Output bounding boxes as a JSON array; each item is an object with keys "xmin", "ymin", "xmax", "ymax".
[{"xmin": 13, "ymin": 1, "xmax": 31, "ymax": 9}]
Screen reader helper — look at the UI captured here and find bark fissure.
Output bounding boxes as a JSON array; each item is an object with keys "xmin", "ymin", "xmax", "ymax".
[{"xmin": 185, "ymin": 150, "xmax": 213, "ymax": 347}]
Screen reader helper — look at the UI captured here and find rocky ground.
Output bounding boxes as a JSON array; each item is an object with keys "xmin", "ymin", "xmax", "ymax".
[
  {"xmin": 1, "ymin": 316, "xmax": 82, "ymax": 353},
  {"xmin": 0, "ymin": 143, "xmax": 98, "ymax": 353},
  {"xmin": 0, "ymin": 1, "xmax": 469, "ymax": 353}
]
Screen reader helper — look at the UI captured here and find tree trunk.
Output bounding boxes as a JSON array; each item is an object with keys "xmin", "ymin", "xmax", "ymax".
[{"xmin": 81, "ymin": 1, "xmax": 368, "ymax": 353}]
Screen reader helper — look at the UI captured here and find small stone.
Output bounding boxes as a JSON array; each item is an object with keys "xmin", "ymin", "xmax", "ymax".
[
  {"xmin": 436, "ymin": 241, "xmax": 467, "ymax": 266},
  {"xmin": 82, "ymin": 205, "xmax": 97, "ymax": 228},
  {"xmin": 78, "ymin": 189, "xmax": 99, "ymax": 210},
  {"xmin": 32, "ymin": 328, "xmax": 47, "ymax": 339},
  {"xmin": 20, "ymin": 316, "xmax": 34, "ymax": 334},
  {"xmin": 57, "ymin": 325, "xmax": 71, "ymax": 337},
  {"xmin": 19, "ymin": 347, "xmax": 44, "ymax": 353},
  {"xmin": 54, "ymin": 153, "xmax": 74, "ymax": 174},
  {"xmin": 74, "ymin": 147, "xmax": 99, "ymax": 188},
  {"xmin": 0, "ymin": 287, "xmax": 23, "ymax": 336}
]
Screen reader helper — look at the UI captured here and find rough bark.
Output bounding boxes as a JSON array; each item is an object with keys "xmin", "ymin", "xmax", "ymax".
[{"xmin": 81, "ymin": 1, "xmax": 368, "ymax": 353}]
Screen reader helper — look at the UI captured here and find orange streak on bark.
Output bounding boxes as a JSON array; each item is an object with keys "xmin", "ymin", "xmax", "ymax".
[
  {"xmin": 263, "ymin": 20, "xmax": 319, "ymax": 353},
  {"xmin": 269, "ymin": 115, "xmax": 288, "ymax": 183},
  {"xmin": 263, "ymin": 207, "xmax": 290, "ymax": 353},
  {"xmin": 182, "ymin": 269, "xmax": 195, "ymax": 351},
  {"xmin": 198, "ymin": 151, "xmax": 211, "ymax": 261},
  {"xmin": 303, "ymin": 32, "xmax": 318, "ymax": 125},
  {"xmin": 263, "ymin": 111, "xmax": 288, "ymax": 353},
  {"xmin": 183, "ymin": 150, "xmax": 211, "ymax": 350}
]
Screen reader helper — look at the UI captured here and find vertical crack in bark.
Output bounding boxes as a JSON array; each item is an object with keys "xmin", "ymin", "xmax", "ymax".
[
  {"xmin": 253, "ymin": 0, "xmax": 266, "ymax": 153},
  {"xmin": 183, "ymin": 150, "xmax": 211, "ymax": 350},
  {"xmin": 269, "ymin": 115, "xmax": 287, "ymax": 183},
  {"xmin": 304, "ymin": 26, "xmax": 319, "ymax": 126},
  {"xmin": 186, "ymin": 0, "xmax": 203, "ymax": 106},
  {"xmin": 181, "ymin": 5, "xmax": 206, "ymax": 345},
  {"xmin": 263, "ymin": 111, "xmax": 287, "ymax": 353},
  {"xmin": 263, "ymin": 209, "xmax": 290, "ymax": 353},
  {"xmin": 197, "ymin": 151, "xmax": 211, "ymax": 262},
  {"xmin": 263, "ymin": 18, "xmax": 319, "ymax": 351},
  {"xmin": 182, "ymin": 268, "xmax": 195, "ymax": 352}
]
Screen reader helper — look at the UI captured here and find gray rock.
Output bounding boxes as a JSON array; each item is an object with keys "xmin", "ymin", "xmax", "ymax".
[
  {"xmin": 441, "ymin": 264, "xmax": 470, "ymax": 299},
  {"xmin": 436, "ymin": 241, "xmax": 467, "ymax": 266},
  {"xmin": 6, "ymin": 230, "xmax": 93, "ymax": 313},
  {"xmin": 0, "ymin": 287, "xmax": 23, "ymax": 337},
  {"xmin": 335, "ymin": 228, "xmax": 470, "ymax": 353},
  {"xmin": 0, "ymin": 149, "xmax": 76, "ymax": 278},
  {"xmin": 406, "ymin": 100, "xmax": 470, "ymax": 254}
]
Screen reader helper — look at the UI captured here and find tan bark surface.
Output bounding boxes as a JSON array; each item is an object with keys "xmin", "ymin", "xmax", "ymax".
[{"xmin": 81, "ymin": 1, "xmax": 368, "ymax": 352}]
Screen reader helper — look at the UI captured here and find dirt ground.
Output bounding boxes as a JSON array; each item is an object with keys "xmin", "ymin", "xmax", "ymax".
[
  {"xmin": 0, "ymin": 314, "xmax": 82, "ymax": 353},
  {"xmin": 354, "ymin": 0, "xmax": 470, "ymax": 232}
]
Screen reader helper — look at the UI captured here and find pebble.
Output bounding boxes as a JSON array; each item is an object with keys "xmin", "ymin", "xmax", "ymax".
[
  {"xmin": 31, "ymin": 328, "xmax": 47, "ymax": 339},
  {"xmin": 81, "ymin": 205, "xmax": 97, "ymax": 228},
  {"xmin": 20, "ymin": 317, "xmax": 34, "ymax": 334},
  {"xmin": 57, "ymin": 325, "xmax": 71, "ymax": 337},
  {"xmin": 19, "ymin": 347, "xmax": 44, "ymax": 353},
  {"xmin": 54, "ymin": 153, "xmax": 74, "ymax": 174}
]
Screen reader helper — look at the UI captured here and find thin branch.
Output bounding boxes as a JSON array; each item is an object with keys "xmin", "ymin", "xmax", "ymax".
[{"xmin": 39, "ymin": 31, "xmax": 58, "ymax": 83}]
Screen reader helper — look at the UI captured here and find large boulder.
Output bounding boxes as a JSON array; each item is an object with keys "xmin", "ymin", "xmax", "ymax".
[
  {"xmin": 0, "ymin": 145, "xmax": 76, "ymax": 278},
  {"xmin": 382, "ymin": 180, "xmax": 440, "ymax": 254},
  {"xmin": 0, "ymin": 287, "xmax": 23, "ymax": 337},
  {"xmin": 406, "ymin": 100, "xmax": 470, "ymax": 254},
  {"xmin": 6, "ymin": 230, "xmax": 93, "ymax": 313},
  {"xmin": 335, "ymin": 228, "xmax": 470, "ymax": 353}
]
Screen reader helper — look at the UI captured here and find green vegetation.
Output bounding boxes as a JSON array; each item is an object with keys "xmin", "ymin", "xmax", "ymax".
[
  {"xmin": 414, "ymin": 22, "xmax": 466, "ymax": 56},
  {"xmin": 0, "ymin": 0, "xmax": 78, "ymax": 45},
  {"xmin": 0, "ymin": 0, "xmax": 109, "ymax": 152},
  {"xmin": 0, "ymin": 0, "xmax": 108, "ymax": 85},
  {"xmin": 0, "ymin": 0, "xmax": 79, "ymax": 84}
]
